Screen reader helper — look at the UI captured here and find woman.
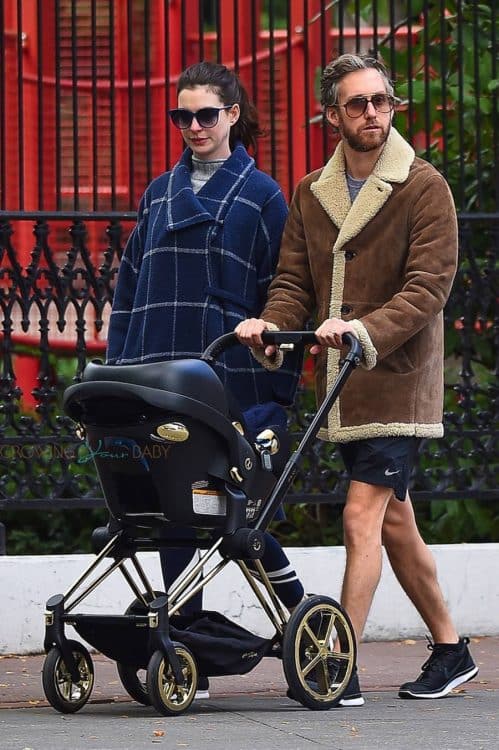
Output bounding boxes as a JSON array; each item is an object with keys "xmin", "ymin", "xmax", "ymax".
[{"xmin": 107, "ymin": 62, "xmax": 304, "ymax": 693}]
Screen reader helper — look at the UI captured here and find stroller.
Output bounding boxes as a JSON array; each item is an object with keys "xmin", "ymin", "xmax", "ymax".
[{"xmin": 42, "ymin": 331, "xmax": 362, "ymax": 716}]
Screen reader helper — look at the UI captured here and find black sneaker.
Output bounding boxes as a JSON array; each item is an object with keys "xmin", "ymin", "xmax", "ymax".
[
  {"xmin": 287, "ymin": 664, "xmax": 364, "ymax": 707},
  {"xmin": 339, "ymin": 668, "xmax": 364, "ymax": 707},
  {"xmin": 286, "ymin": 657, "xmax": 339, "ymax": 702},
  {"xmin": 398, "ymin": 637, "xmax": 478, "ymax": 699}
]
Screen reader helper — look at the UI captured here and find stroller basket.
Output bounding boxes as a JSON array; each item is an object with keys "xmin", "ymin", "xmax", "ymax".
[{"xmin": 70, "ymin": 608, "xmax": 271, "ymax": 676}]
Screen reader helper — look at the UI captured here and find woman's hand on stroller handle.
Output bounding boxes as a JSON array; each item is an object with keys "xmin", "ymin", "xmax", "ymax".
[
  {"xmin": 234, "ymin": 318, "xmax": 277, "ymax": 357},
  {"xmin": 234, "ymin": 319, "xmax": 317, "ymax": 358}
]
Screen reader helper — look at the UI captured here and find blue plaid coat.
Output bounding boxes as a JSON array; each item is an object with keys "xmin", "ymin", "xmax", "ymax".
[{"xmin": 107, "ymin": 144, "xmax": 301, "ymax": 411}]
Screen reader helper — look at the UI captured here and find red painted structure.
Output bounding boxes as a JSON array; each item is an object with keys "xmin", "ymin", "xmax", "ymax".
[{"xmin": 1, "ymin": 1, "xmax": 417, "ymax": 406}]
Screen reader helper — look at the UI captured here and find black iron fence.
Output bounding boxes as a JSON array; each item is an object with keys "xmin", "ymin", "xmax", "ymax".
[{"xmin": 0, "ymin": 1, "xmax": 498, "ymax": 552}]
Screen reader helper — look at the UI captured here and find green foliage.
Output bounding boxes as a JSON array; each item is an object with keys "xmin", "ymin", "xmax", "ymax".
[
  {"xmin": 271, "ymin": 496, "xmax": 499, "ymax": 547},
  {"xmin": 271, "ymin": 502, "xmax": 345, "ymax": 547},
  {"xmin": 260, "ymin": 0, "xmax": 289, "ymax": 29},
  {"xmin": 414, "ymin": 499, "xmax": 499, "ymax": 544},
  {"xmin": 3, "ymin": 508, "xmax": 107, "ymax": 555},
  {"xmin": 385, "ymin": 1, "xmax": 497, "ymax": 212}
]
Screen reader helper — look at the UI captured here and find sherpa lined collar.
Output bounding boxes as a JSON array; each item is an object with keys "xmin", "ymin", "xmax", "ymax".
[{"xmin": 310, "ymin": 127, "xmax": 415, "ymax": 252}]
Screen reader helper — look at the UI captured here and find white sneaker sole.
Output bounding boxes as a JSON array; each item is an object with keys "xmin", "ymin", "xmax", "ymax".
[
  {"xmin": 194, "ymin": 689, "xmax": 210, "ymax": 700},
  {"xmin": 339, "ymin": 695, "xmax": 365, "ymax": 707},
  {"xmin": 399, "ymin": 665, "xmax": 479, "ymax": 699}
]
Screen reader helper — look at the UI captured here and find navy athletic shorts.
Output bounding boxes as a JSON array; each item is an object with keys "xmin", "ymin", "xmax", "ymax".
[{"xmin": 338, "ymin": 436, "xmax": 420, "ymax": 501}]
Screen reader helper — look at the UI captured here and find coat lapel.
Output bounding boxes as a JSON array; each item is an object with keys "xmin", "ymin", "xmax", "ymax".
[
  {"xmin": 166, "ymin": 154, "xmax": 214, "ymax": 230},
  {"xmin": 166, "ymin": 144, "xmax": 254, "ymax": 231},
  {"xmin": 196, "ymin": 144, "xmax": 255, "ymax": 223},
  {"xmin": 310, "ymin": 128, "xmax": 415, "ymax": 252}
]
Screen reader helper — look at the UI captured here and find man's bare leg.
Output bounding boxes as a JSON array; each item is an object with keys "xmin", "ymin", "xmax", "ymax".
[
  {"xmin": 340, "ymin": 480, "xmax": 392, "ymax": 642},
  {"xmin": 382, "ymin": 493, "xmax": 459, "ymax": 643}
]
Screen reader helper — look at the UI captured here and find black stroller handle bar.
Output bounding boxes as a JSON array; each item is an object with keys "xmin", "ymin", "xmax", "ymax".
[{"xmin": 201, "ymin": 330, "xmax": 363, "ymax": 364}]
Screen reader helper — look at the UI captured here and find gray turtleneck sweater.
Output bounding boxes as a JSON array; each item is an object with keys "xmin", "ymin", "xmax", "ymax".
[{"xmin": 190, "ymin": 155, "xmax": 226, "ymax": 194}]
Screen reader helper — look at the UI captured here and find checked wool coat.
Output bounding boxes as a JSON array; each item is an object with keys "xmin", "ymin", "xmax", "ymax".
[{"xmin": 107, "ymin": 144, "xmax": 301, "ymax": 413}]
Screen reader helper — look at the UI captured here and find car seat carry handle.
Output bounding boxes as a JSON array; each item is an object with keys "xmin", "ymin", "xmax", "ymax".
[
  {"xmin": 201, "ymin": 331, "xmax": 362, "ymax": 363},
  {"xmin": 253, "ymin": 332, "xmax": 363, "ymax": 533}
]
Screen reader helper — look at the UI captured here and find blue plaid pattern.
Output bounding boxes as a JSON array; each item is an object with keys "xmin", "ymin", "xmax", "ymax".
[{"xmin": 107, "ymin": 144, "xmax": 301, "ymax": 410}]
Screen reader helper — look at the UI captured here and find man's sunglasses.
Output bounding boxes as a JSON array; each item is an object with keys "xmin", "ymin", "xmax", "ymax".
[
  {"xmin": 168, "ymin": 105, "xmax": 234, "ymax": 130},
  {"xmin": 336, "ymin": 93, "xmax": 398, "ymax": 119}
]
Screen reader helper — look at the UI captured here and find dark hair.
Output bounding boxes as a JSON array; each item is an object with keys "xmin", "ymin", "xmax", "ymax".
[
  {"xmin": 320, "ymin": 53, "xmax": 394, "ymax": 108},
  {"xmin": 176, "ymin": 61, "xmax": 263, "ymax": 152}
]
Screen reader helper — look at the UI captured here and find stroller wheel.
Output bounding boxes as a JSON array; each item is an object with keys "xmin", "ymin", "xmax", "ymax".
[
  {"xmin": 146, "ymin": 643, "xmax": 198, "ymax": 716},
  {"xmin": 117, "ymin": 663, "xmax": 150, "ymax": 706},
  {"xmin": 282, "ymin": 595, "xmax": 356, "ymax": 710},
  {"xmin": 42, "ymin": 640, "xmax": 94, "ymax": 713},
  {"xmin": 115, "ymin": 591, "xmax": 165, "ymax": 705}
]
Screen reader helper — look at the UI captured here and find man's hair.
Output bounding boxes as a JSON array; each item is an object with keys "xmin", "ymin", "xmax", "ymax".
[{"xmin": 320, "ymin": 54, "xmax": 394, "ymax": 108}]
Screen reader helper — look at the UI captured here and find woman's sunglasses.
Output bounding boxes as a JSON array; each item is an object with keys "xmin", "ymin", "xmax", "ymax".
[
  {"xmin": 168, "ymin": 105, "xmax": 234, "ymax": 130},
  {"xmin": 336, "ymin": 93, "xmax": 398, "ymax": 119}
]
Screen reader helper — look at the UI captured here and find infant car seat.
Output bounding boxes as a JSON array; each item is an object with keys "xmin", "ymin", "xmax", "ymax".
[{"xmin": 64, "ymin": 358, "xmax": 278, "ymax": 530}]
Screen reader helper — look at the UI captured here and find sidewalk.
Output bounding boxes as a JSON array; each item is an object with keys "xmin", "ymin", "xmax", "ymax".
[{"xmin": 1, "ymin": 636, "xmax": 498, "ymax": 709}]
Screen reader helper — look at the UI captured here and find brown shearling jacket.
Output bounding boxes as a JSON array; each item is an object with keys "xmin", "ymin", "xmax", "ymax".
[{"xmin": 260, "ymin": 128, "xmax": 458, "ymax": 443}]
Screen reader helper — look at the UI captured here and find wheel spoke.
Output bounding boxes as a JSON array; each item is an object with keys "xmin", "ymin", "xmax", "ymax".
[
  {"xmin": 323, "ymin": 611, "xmax": 336, "ymax": 646},
  {"xmin": 162, "ymin": 672, "xmax": 176, "ymax": 701},
  {"xmin": 302, "ymin": 621, "xmax": 320, "ymax": 650},
  {"xmin": 316, "ymin": 659, "xmax": 331, "ymax": 693},
  {"xmin": 59, "ymin": 676, "xmax": 72, "ymax": 700},
  {"xmin": 330, "ymin": 649, "xmax": 353, "ymax": 661},
  {"xmin": 301, "ymin": 652, "xmax": 321, "ymax": 678},
  {"xmin": 166, "ymin": 683, "xmax": 177, "ymax": 701}
]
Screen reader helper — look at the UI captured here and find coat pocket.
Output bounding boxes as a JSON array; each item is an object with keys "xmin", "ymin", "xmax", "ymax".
[
  {"xmin": 382, "ymin": 343, "xmax": 415, "ymax": 373},
  {"xmin": 204, "ymin": 285, "xmax": 256, "ymax": 314}
]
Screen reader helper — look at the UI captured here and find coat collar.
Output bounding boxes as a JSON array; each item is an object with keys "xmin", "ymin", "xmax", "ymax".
[
  {"xmin": 310, "ymin": 128, "xmax": 415, "ymax": 252},
  {"xmin": 166, "ymin": 143, "xmax": 254, "ymax": 231}
]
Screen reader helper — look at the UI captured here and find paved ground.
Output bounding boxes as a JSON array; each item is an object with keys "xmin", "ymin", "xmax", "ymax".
[{"xmin": 1, "ymin": 638, "xmax": 498, "ymax": 749}]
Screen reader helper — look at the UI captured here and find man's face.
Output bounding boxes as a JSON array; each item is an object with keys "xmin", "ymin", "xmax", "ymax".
[{"xmin": 326, "ymin": 68, "xmax": 393, "ymax": 153}]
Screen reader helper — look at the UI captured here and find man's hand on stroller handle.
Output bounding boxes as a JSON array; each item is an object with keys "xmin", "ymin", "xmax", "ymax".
[
  {"xmin": 312, "ymin": 318, "xmax": 359, "ymax": 353},
  {"xmin": 234, "ymin": 318, "xmax": 360, "ymax": 355}
]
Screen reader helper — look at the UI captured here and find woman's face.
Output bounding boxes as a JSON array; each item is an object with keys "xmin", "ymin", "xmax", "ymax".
[{"xmin": 177, "ymin": 85, "xmax": 239, "ymax": 161}]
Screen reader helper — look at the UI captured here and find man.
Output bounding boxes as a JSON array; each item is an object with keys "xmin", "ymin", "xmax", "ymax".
[{"xmin": 235, "ymin": 54, "xmax": 478, "ymax": 706}]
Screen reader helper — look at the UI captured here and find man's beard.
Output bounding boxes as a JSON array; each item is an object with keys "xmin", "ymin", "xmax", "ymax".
[{"xmin": 340, "ymin": 120, "xmax": 391, "ymax": 152}]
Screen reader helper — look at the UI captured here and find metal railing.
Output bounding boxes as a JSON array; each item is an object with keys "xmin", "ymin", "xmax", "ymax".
[{"xmin": 0, "ymin": 211, "xmax": 496, "ymax": 552}]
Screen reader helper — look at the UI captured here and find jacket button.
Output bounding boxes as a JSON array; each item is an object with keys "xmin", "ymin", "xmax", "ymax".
[
  {"xmin": 341, "ymin": 304, "xmax": 352, "ymax": 315},
  {"xmin": 345, "ymin": 251, "xmax": 356, "ymax": 260}
]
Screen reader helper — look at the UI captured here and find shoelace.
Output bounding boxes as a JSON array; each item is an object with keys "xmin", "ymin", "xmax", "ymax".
[{"xmin": 420, "ymin": 636, "xmax": 464, "ymax": 674}]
